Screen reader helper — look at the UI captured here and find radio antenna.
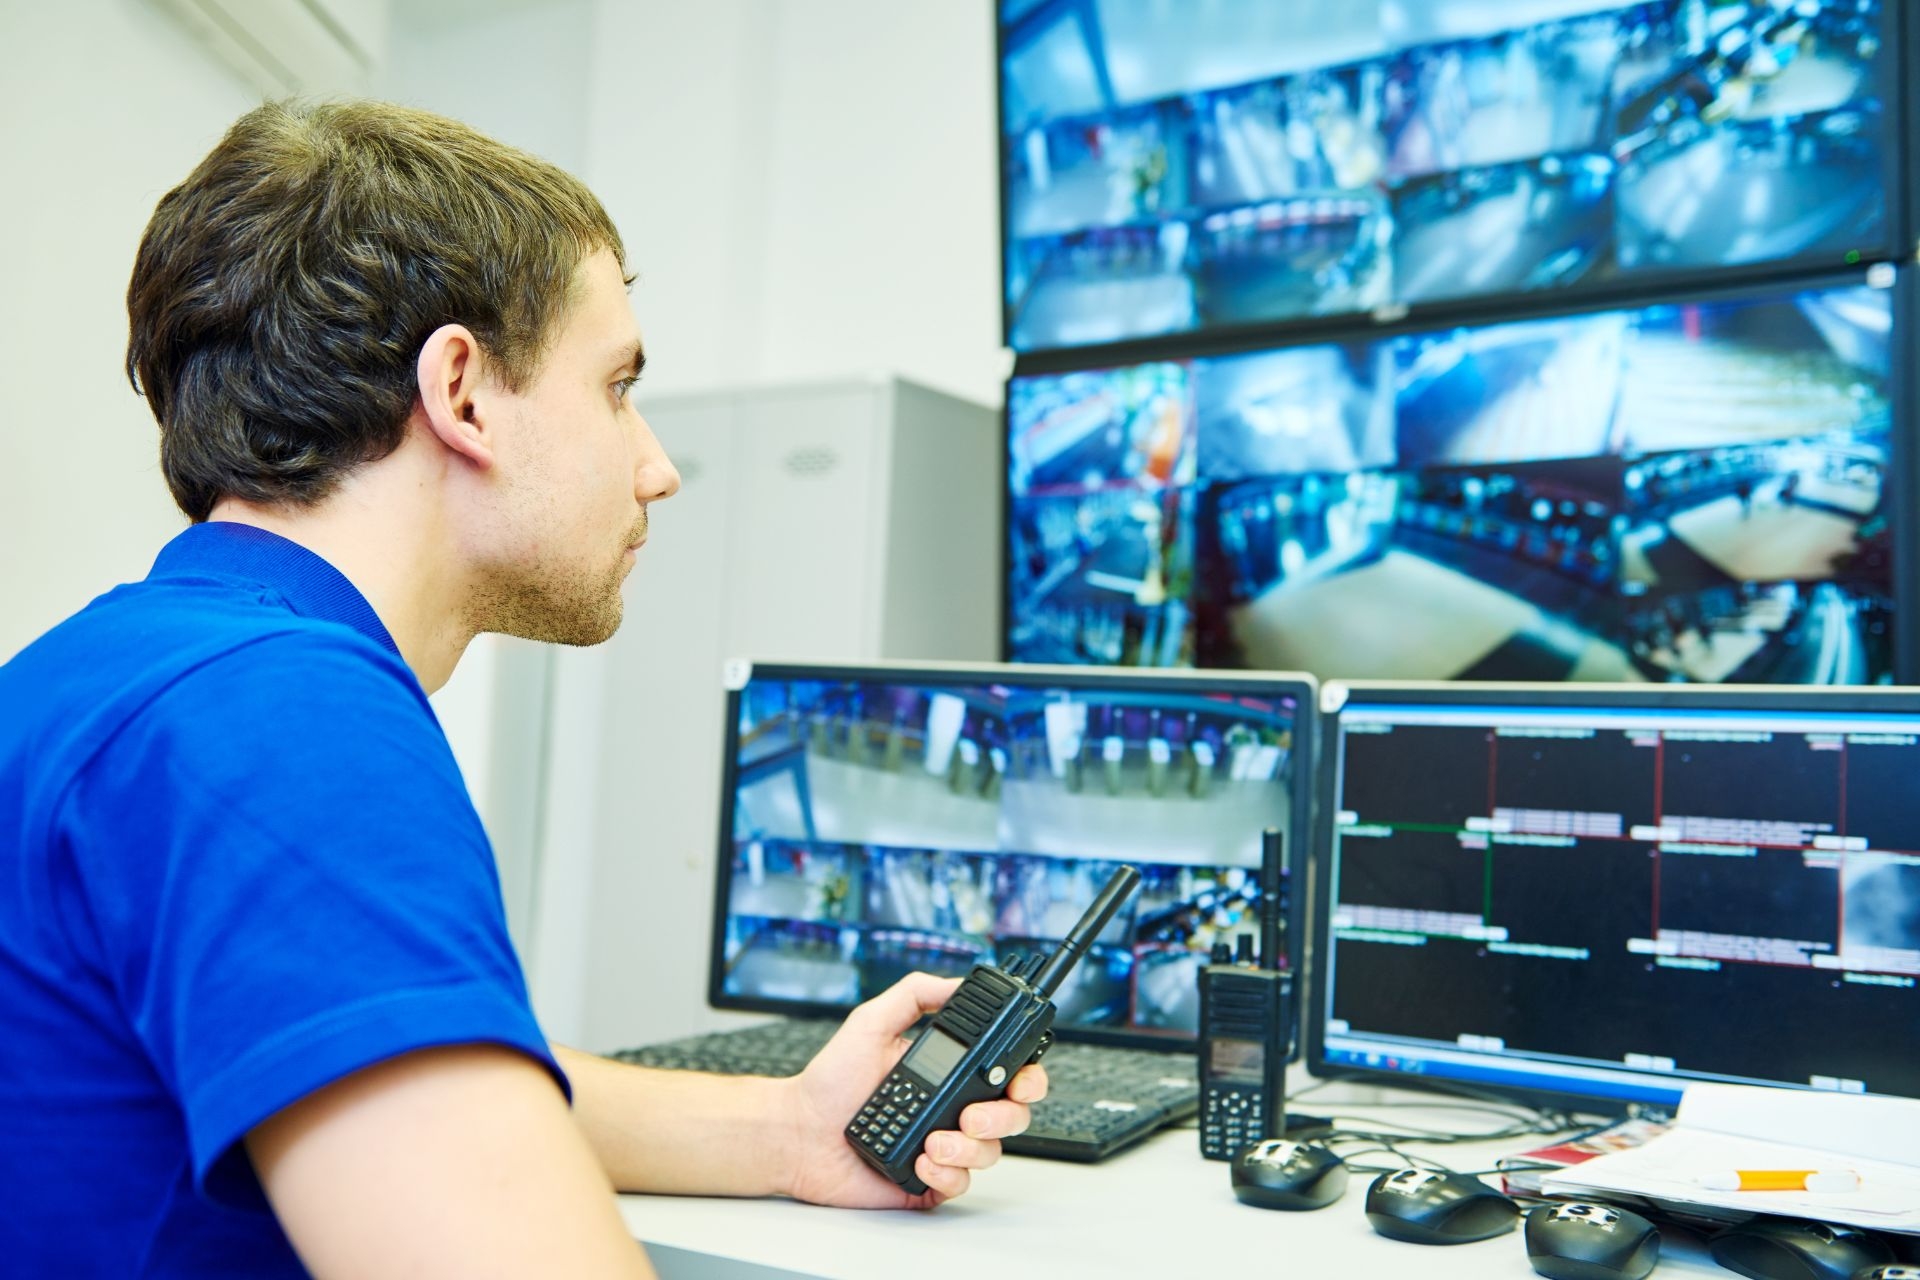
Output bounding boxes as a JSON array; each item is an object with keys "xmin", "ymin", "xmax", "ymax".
[
  {"xmin": 1032, "ymin": 864, "xmax": 1141, "ymax": 998},
  {"xmin": 1260, "ymin": 826, "xmax": 1287, "ymax": 972}
]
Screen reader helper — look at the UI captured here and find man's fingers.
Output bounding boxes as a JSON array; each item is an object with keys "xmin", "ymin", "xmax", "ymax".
[
  {"xmin": 844, "ymin": 972, "xmax": 961, "ymax": 1039},
  {"xmin": 915, "ymin": 1153, "xmax": 973, "ymax": 1200},
  {"xmin": 955, "ymin": 1097, "xmax": 1030, "ymax": 1140},
  {"xmin": 922, "ymin": 1132, "xmax": 1003, "ymax": 1171},
  {"xmin": 1006, "ymin": 1063, "xmax": 1048, "ymax": 1104}
]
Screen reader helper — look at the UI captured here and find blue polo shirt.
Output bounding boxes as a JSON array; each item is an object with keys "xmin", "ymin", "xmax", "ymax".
[{"xmin": 0, "ymin": 522, "xmax": 564, "ymax": 1276}]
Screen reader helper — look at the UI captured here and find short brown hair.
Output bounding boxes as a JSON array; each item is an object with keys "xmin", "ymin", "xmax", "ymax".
[{"xmin": 127, "ymin": 100, "xmax": 626, "ymax": 522}]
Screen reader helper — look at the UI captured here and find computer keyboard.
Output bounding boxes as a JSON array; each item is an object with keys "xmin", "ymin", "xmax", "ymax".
[
  {"xmin": 611, "ymin": 1019, "xmax": 1197, "ymax": 1163},
  {"xmin": 614, "ymin": 1018, "xmax": 836, "ymax": 1076}
]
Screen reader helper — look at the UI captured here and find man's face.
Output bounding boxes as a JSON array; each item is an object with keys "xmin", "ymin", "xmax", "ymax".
[{"xmin": 469, "ymin": 248, "xmax": 679, "ymax": 645}]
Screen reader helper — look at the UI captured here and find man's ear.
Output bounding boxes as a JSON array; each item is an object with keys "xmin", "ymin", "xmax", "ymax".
[{"xmin": 415, "ymin": 323, "xmax": 496, "ymax": 470}]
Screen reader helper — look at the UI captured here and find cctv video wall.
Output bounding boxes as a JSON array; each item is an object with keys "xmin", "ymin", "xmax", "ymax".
[{"xmin": 999, "ymin": 0, "xmax": 1911, "ymax": 685}]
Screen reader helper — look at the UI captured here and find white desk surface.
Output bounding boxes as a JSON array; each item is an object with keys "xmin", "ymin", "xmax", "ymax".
[{"xmin": 617, "ymin": 1076, "xmax": 1747, "ymax": 1280}]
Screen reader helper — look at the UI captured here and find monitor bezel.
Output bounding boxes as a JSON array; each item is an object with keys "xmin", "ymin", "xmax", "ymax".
[
  {"xmin": 1000, "ymin": 262, "xmax": 1913, "ymax": 685},
  {"xmin": 994, "ymin": 0, "xmax": 1910, "ymax": 362},
  {"xmin": 706, "ymin": 658, "xmax": 1319, "ymax": 1053},
  {"xmin": 1304, "ymin": 678, "xmax": 1920, "ymax": 1115}
]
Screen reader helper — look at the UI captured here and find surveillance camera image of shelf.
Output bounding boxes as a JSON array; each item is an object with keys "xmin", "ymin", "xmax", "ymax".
[
  {"xmin": 716, "ymin": 667, "xmax": 1311, "ymax": 1038},
  {"xmin": 999, "ymin": 0, "xmax": 1890, "ymax": 349},
  {"xmin": 1007, "ymin": 279, "xmax": 1894, "ymax": 684}
]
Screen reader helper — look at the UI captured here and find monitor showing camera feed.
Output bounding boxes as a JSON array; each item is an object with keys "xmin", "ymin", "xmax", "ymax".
[
  {"xmin": 1309, "ymin": 683, "xmax": 1920, "ymax": 1109},
  {"xmin": 999, "ymin": 0, "xmax": 1890, "ymax": 351},
  {"xmin": 1006, "ymin": 273, "xmax": 1896, "ymax": 684},
  {"xmin": 712, "ymin": 662, "xmax": 1313, "ymax": 1044}
]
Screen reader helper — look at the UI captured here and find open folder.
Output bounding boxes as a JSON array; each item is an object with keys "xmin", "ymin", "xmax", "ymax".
[{"xmin": 1541, "ymin": 1084, "xmax": 1920, "ymax": 1235}]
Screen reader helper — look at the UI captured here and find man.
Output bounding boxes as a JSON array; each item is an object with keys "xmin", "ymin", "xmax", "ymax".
[{"xmin": 0, "ymin": 100, "xmax": 1043, "ymax": 1277}]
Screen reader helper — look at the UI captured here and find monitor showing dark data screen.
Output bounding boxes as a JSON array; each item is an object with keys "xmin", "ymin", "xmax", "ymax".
[
  {"xmin": 1308, "ymin": 681, "xmax": 1920, "ymax": 1111},
  {"xmin": 710, "ymin": 660, "xmax": 1315, "ymax": 1047}
]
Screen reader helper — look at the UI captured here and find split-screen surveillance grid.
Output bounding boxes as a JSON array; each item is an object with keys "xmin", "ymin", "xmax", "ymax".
[
  {"xmin": 1007, "ymin": 280, "xmax": 1895, "ymax": 683},
  {"xmin": 717, "ymin": 674, "xmax": 1301, "ymax": 1038},
  {"xmin": 1001, "ymin": 0, "xmax": 1888, "ymax": 351}
]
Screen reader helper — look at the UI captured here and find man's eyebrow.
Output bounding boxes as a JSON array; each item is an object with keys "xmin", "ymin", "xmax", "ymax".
[{"xmin": 612, "ymin": 342, "xmax": 646, "ymax": 377}]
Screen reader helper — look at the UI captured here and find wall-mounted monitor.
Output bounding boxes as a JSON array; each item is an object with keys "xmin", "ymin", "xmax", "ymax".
[
  {"xmin": 1005, "ymin": 270, "xmax": 1900, "ymax": 684},
  {"xmin": 998, "ymin": 0, "xmax": 1896, "ymax": 354},
  {"xmin": 1307, "ymin": 681, "xmax": 1920, "ymax": 1112}
]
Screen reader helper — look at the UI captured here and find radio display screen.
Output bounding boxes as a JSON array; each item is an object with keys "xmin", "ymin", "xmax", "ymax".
[{"xmin": 905, "ymin": 1027, "xmax": 970, "ymax": 1085}]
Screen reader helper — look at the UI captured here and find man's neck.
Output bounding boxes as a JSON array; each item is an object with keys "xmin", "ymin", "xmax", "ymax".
[{"xmin": 206, "ymin": 482, "xmax": 474, "ymax": 694}]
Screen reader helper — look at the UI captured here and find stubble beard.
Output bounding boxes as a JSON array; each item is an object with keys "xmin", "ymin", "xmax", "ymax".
[
  {"xmin": 472, "ymin": 515, "xmax": 644, "ymax": 647},
  {"xmin": 472, "ymin": 561, "xmax": 625, "ymax": 647}
]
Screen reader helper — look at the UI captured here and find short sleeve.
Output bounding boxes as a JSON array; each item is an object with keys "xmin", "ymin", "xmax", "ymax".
[{"xmin": 57, "ymin": 629, "xmax": 565, "ymax": 1209}]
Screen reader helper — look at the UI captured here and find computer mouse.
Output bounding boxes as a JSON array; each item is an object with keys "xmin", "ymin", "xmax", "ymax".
[
  {"xmin": 1229, "ymin": 1139, "xmax": 1349, "ymax": 1211},
  {"xmin": 1363, "ymin": 1167, "xmax": 1520, "ymax": 1244},
  {"xmin": 1524, "ymin": 1200, "xmax": 1661, "ymax": 1280},
  {"xmin": 1708, "ymin": 1218, "xmax": 1895, "ymax": 1280}
]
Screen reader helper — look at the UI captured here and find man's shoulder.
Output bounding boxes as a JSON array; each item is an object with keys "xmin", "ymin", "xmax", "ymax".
[
  {"xmin": 1, "ymin": 573, "xmax": 423, "ymax": 789},
  {"xmin": 12, "ymin": 568, "xmax": 407, "ymax": 683}
]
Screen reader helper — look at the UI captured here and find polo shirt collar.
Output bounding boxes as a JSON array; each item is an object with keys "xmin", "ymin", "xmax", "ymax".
[{"xmin": 149, "ymin": 522, "xmax": 401, "ymax": 658}]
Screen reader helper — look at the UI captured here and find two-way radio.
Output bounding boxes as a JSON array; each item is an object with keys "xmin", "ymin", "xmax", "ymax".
[
  {"xmin": 1197, "ymin": 827, "xmax": 1294, "ymax": 1161},
  {"xmin": 846, "ymin": 864, "xmax": 1142, "ymax": 1194}
]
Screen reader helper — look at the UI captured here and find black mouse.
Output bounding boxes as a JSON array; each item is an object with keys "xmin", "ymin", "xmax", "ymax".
[
  {"xmin": 1709, "ymin": 1218, "xmax": 1896, "ymax": 1280},
  {"xmin": 1230, "ymin": 1139, "xmax": 1349, "ymax": 1210},
  {"xmin": 1524, "ymin": 1200, "xmax": 1661, "ymax": 1280},
  {"xmin": 1363, "ymin": 1167, "xmax": 1520, "ymax": 1244}
]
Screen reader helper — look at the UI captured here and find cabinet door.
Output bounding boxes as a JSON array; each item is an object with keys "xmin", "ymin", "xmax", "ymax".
[
  {"xmin": 622, "ymin": 395, "xmax": 738, "ymax": 682},
  {"xmin": 725, "ymin": 385, "xmax": 880, "ymax": 660}
]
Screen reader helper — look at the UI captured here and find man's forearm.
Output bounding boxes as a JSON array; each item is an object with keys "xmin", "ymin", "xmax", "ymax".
[{"xmin": 554, "ymin": 1045, "xmax": 801, "ymax": 1196}]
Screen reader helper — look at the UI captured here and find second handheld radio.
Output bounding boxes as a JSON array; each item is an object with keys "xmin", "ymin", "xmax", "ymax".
[{"xmin": 1197, "ymin": 827, "xmax": 1294, "ymax": 1160}]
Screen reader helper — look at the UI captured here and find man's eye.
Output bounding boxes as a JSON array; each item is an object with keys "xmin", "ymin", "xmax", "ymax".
[{"xmin": 613, "ymin": 376, "xmax": 640, "ymax": 404}]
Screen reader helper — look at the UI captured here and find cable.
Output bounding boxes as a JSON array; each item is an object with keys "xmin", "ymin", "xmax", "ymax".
[
  {"xmin": 1288, "ymin": 1107, "xmax": 1581, "ymax": 1147},
  {"xmin": 1287, "ymin": 1073, "xmax": 1609, "ymax": 1147}
]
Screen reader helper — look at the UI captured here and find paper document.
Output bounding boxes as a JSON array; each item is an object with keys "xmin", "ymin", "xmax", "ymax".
[
  {"xmin": 1540, "ymin": 1084, "xmax": 1920, "ymax": 1235},
  {"xmin": 1541, "ymin": 1128, "xmax": 1920, "ymax": 1234}
]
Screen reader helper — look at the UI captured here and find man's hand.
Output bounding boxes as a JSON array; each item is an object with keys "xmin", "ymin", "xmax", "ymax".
[{"xmin": 780, "ymin": 972, "xmax": 1047, "ymax": 1209}]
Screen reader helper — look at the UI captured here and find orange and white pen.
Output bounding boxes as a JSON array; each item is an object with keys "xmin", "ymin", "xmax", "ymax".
[{"xmin": 1696, "ymin": 1169, "xmax": 1860, "ymax": 1193}]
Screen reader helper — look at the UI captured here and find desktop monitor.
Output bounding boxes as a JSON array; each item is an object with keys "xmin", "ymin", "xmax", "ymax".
[
  {"xmin": 710, "ymin": 659, "xmax": 1315, "ymax": 1049},
  {"xmin": 1005, "ymin": 268, "xmax": 1900, "ymax": 683},
  {"xmin": 1306, "ymin": 680, "xmax": 1920, "ymax": 1113},
  {"xmin": 998, "ymin": 0, "xmax": 1895, "ymax": 354}
]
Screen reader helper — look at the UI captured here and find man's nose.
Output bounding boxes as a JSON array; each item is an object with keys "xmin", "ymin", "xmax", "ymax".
[
  {"xmin": 636, "ymin": 416, "xmax": 681, "ymax": 501},
  {"xmin": 641, "ymin": 455, "xmax": 682, "ymax": 502}
]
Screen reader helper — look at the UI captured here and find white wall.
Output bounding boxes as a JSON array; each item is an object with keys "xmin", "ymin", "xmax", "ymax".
[
  {"xmin": 0, "ymin": 0, "xmax": 254, "ymax": 660},
  {"xmin": 583, "ymin": 0, "xmax": 1007, "ymax": 409},
  {"xmin": 384, "ymin": 0, "xmax": 593, "ymax": 174},
  {"xmin": 747, "ymin": 2, "xmax": 1005, "ymax": 404}
]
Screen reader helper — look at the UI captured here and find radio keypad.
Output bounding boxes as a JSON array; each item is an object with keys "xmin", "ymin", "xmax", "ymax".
[
  {"xmin": 1201, "ymin": 1085, "xmax": 1261, "ymax": 1159},
  {"xmin": 852, "ymin": 1071, "xmax": 931, "ymax": 1160}
]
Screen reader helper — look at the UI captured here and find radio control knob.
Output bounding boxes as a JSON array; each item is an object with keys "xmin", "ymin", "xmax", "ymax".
[
  {"xmin": 986, "ymin": 1065, "xmax": 1007, "ymax": 1086},
  {"xmin": 1028, "ymin": 1030, "xmax": 1054, "ymax": 1064}
]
